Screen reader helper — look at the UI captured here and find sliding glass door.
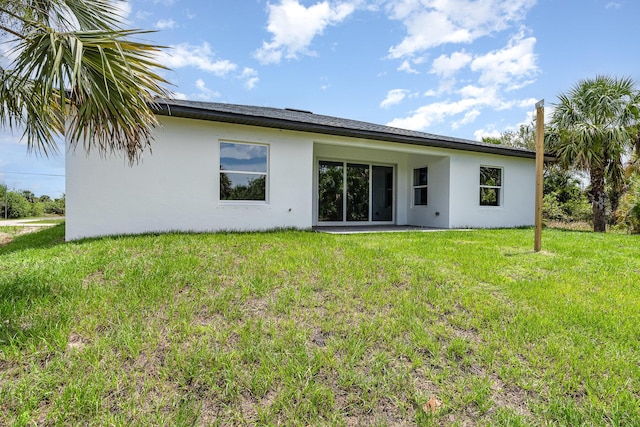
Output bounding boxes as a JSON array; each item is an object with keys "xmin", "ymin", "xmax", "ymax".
[{"xmin": 318, "ymin": 161, "xmax": 393, "ymax": 223}]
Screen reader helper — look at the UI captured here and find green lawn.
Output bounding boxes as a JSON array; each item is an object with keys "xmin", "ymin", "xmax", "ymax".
[{"xmin": 0, "ymin": 225, "xmax": 638, "ymax": 426}]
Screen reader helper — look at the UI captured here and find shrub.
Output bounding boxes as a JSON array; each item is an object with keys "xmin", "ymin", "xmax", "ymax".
[
  {"xmin": 543, "ymin": 193, "xmax": 567, "ymax": 221},
  {"xmin": 30, "ymin": 202, "xmax": 44, "ymax": 217},
  {"xmin": 5, "ymin": 192, "xmax": 31, "ymax": 219},
  {"xmin": 542, "ymin": 167, "xmax": 592, "ymax": 223},
  {"xmin": 43, "ymin": 199, "xmax": 65, "ymax": 215},
  {"xmin": 564, "ymin": 197, "xmax": 592, "ymax": 222},
  {"xmin": 616, "ymin": 175, "xmax": 640, "ymax": 233}
]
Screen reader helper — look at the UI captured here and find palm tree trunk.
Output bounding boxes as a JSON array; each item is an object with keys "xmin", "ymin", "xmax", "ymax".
[{"xmin": 591, "ymin": 165, "xmax": 607, "ymax": 232}]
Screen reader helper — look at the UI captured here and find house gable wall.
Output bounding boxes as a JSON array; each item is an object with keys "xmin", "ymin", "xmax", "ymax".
[{"xmin": 65, "ymin": 116, "xmax": 314, "ymax": 240}]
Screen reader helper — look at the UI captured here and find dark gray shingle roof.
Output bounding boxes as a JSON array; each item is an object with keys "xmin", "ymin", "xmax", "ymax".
[{"xmin": 153, "ymin": 98, "xmax": 546, "ymax": 160}]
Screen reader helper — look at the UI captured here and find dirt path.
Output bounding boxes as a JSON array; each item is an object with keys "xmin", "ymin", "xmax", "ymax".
[
  {"xmin": 0, "ymin": 217, "xmax": 65, "ymax": 227},
  {"xmin": 0, "ymin": 217, "xmax": 64, "ymax": 245}
]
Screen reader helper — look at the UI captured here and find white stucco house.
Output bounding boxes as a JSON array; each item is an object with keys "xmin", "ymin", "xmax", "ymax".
[{"xmin": 65, "ymin": 99, "xmax": 547, "ymax": 241}]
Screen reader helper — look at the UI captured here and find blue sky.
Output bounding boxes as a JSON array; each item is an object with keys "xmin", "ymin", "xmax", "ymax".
[{"xmin": 1, "ymin": 0, "xmax": 639, "ymax": 197}]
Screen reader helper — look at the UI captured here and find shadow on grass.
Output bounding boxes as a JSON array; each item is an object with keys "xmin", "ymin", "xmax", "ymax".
[{"xmin": 0, "ymin": 223, "xmax": 66, "ymax": 256}]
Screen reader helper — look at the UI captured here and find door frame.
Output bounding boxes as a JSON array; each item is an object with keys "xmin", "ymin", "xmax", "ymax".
[{"xmin": 315, "ymin": 157, "xmax": 396, "ymax": 226}]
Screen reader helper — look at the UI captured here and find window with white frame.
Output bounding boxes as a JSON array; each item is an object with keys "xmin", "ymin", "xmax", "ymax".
[
  {"xmin": 413, "ymin": 167, "xmax": 428, "ymax": 206},
  {"xmin": 479, "ymin": 166, "xmax": 502, "ymax": 206},
  {"xmin": 219, "ymin": 142, "xmax": 268, "ymax": 201}
]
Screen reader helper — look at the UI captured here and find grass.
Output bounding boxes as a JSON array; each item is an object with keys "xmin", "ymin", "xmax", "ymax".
[{"xmin": 0, "ymin": 225, "xmax": 638, "ymax": 426}]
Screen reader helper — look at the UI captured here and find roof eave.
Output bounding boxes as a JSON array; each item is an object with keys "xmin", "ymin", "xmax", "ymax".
[{"xmin": 153, "ymin": 102, "xmax": 556, "ymax": 162}]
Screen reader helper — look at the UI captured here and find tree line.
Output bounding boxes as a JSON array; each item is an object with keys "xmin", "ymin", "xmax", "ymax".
[
  {"xmin": 0, "ymin": 184, "xmax": 65, "ymax": 219},
  {"xmin": 483, "ymin": 75, "xmax": 640, "ymax": 233}
]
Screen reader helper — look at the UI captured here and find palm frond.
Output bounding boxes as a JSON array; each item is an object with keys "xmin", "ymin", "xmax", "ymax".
[
  {"xmin": 1, "ymin": 0, "xmax": 173, "ymax": 164},
  {"xmin": 13, "ymin": 27, "xmax": 171, "ymax": 163},
  {"xmin": 549, "ymin": 75, "xmax": 639, "ymax": 174}
]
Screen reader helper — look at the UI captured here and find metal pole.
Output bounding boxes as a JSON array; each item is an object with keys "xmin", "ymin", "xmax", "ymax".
[{"xmin": 534, "ymin": 100, "xmax": 545, "ymax": 252}]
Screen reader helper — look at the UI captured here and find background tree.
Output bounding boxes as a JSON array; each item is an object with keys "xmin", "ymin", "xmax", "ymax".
[
  {"xmin": 0, "ymin": 183, "xmax": 64, "ymax": 218},
  {"xmin": 0, "ymin": 183, "xmax": 6, "ymax": 218},
  {"xmin": 44, "ymin": 194, "xmax": 65, "ymax": 215},
  {"xmin": 482, "ymin": 124, "xmax": 536, "ymax": 150},
  {"xmin": 547, "ymin": 75, "xmax": 640, "ymax": 232},
  {"xmin": 4, "ymin": 191, "xmax": 30, "ymax": 218},
  {"xmin": 542, "ymin": 165, "xmax": 591, "ymax": 222},
  {"xmin": 20, "ymin": 189, "xmax": 35, "ymax": 203},
  {"xmin": 0, "ymin": 0, "xmax": 172, "ymax": 163}
]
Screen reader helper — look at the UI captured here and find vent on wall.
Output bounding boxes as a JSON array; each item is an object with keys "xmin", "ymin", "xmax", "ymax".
[{"xmin": 284, "ymin": 107, "xmax": 313, "ymax": 114}]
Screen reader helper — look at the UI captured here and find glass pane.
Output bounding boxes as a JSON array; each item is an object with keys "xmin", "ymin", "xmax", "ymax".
[
  {"xmin": 372, "ymin": 166, "xmax": 393, "ymax": 221},
  {"xmin": 414, "ymin": 187, "xmax": 428, "ymax": 205},
  {"xmin": 413, "ymin": 167, "xmax": 428, "ymax": 186},
  {"xmin": 347, "ymin": 163, "xmax": 369, "ymax": 221},
  {"xmin": 480, "ymin": 187, "xmax": 500, "ymax": 206},
  {"xmin": 318, "ymin": 161, "xmax": 344, "ymax": 221},
  {"xmin": 220, "ymin": 142, "xmax": 267, "ymax": 172},
  {"xmin": 480, "ymin": 167, "xmax": 501, "ymax": 186},
  {"xmin": 220, "ymin": 173, "xmax": 266, "ymax": 201}
]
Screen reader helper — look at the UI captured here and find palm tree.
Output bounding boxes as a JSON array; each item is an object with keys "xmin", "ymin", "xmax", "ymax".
[
  {"xmin": 548, "ymin": 75, "xmax": 640, "ymax": 232},
  {"xmin": 0, "ymin": 0, "xmax": 172, "ymax": 164}
]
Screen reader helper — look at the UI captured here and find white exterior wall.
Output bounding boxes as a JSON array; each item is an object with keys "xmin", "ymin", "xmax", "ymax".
[
  {"xmin": 66, "ymin": 115, "xmax": 536, "ymax": 240},
  {"xmin": 66, "ymin": 116, "xmax": 314, "ymax": 240},
  {"xmin": 448, "ymin": 152, "xmax": 536, "ymax": 228},
  {"xmin": 406, "ymin": 155, "xmax": 451, "ymax": 228}
]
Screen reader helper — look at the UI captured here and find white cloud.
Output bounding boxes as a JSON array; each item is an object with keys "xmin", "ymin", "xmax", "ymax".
[
  {"xmin": 380, "ymin": 89, "xmax": 409, "ymax": 108},
  {"xmin": 457, "ymin": 84, "xmax": 492, "ymax": 99},
  {"xmin": 194, "ymin": 79, "xmax": 221, "ymax": 101},
  {"xmin": 473, "ymin": 110, "xmax": 536, "ymax": 140},
  {"xmin": 387, "ymin": 97, "xmax": 486, "ymax": 130},
  {"xmin": 431, "ymin": 50, "xmax": 472, "ymax": 77},
  {"xmin": 254, "ymin": 0, "xmax": 357, "ymax": 64},
  {"xmin": 398, "ymin": 60, "xmax": 419, "ymax": 74},
  {"xmin": 135, "ymin": 10, "xmax": 152, "ymax": 20},
  {"xmin": 173, "ymin": 80, "xmax": 222, "ymax": 102},
  {"xmin": 386, "ymin": 0, "xmax": 536, "ymax": 58},
  {"xmin": 424, "ymin": 78, "xmax": 457, "ymax": 97},
  {"xmin": 387, "ymin": 33, "xmax": 539, "ymax": 135},
  {"xmin": 398, "ymin": 56, "xmax": 426, "ymax": 74},
  {"xmin": 157, "ymin": 43, "xmax": 237, "ymax": 77},
  {"xmin": 155, "ymin": 43, "xmax": 259, "ymax": 93},
  {"xmin": 155, "ymin": 18, "xmax": 177, "ymax": 29},
  {"xmin": 470, "ymin": 32, "xmax": 538, "ymax": 86},
  {"xmin": 605, "ymin": 2, "xmax": 621, "ymax": 9},
  {"xmin": 452, "ymin": 109, "xmax": 480, "ymax": 129},
  {"xmin": 381, "ymin": 2, "xmax": 540, "ymax": 137},
  {"xmin": 386, "ymin": 84, "xmax": 532, "ymax": 133},
  {"xmin": 473, "ymin": 125, "xmax": 501, "ymax": 141},
  {"xmin": 240, "ymin": 68, "xmax": 259, "ymax": 90}
]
